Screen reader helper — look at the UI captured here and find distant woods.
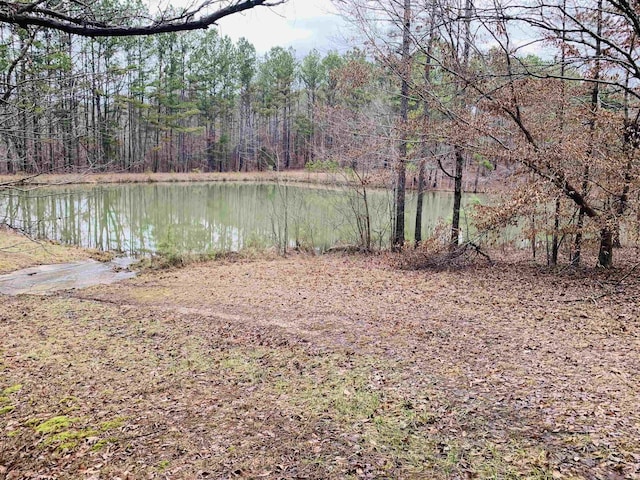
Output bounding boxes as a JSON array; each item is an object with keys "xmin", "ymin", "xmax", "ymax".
[{"xmin": 0, "ymin": 27, "xmax": 347, "ymax": 174}]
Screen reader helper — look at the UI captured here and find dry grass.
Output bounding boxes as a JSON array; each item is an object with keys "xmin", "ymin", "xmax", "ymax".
[
  {"xmin": 0, "ymin": 169, "xmax": 464, "ymax": 192},
  {"xmin": 0, "ymin": 228, "xmax": 95, "ymax": 274},
  {"xmin": 0, "ymin": 171, "xmax": 353, "ymax": 189},
  {"xmin": 0, "ymin": 167, "xmax": 503, "ymax": 193},
  {"xmin": 1, "ymin": 252, "xmax": 639, "ymax": 479}
]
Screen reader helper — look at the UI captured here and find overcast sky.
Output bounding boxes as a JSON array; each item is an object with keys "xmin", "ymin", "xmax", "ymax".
[{"xmin": 215, "ymin": 0, "xmax": 350, "ymax": 56}]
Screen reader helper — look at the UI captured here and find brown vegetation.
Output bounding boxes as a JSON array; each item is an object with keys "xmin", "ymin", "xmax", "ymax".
[
  {"xmin": 0, "ymin": 171, "xmax": 335, "ymax": 187},
  {"xmin": 0, "ymin": 171, "xmax": 389, "ymax": 191},
  {"xmin": 0, "ymin": 228, "xmax": 92, "ymax": 274},
  {"xmin": 0, "ymin": 169, "xmax": 495, "ymax": 193},
  {"xmin": 1, "ymin": 248, "xmax": 639, "ymax": 479}
]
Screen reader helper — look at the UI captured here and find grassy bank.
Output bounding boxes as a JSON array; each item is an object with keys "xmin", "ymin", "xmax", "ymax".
[
  {"xmin": 0, "ymin": 169, "xmax": 494, "ymax": 193},
  {"xmin": 0, "ymin": 171, "xmax": 372, "ymax": 189},
  {"xmin": 0, "ymin": 249, "xmax": 638, "ymax": 479},
  {"xmin": 0, "ymin": 228, "xmax": 94, "ymax": 274}
]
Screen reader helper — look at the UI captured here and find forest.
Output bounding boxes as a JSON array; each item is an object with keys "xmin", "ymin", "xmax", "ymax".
[
  {"xmin": 0, "ymin": 1, "xmax": 639, "ymax": 479},
  {"xmin": 0, "ymin": 0, "xmax": 638, "ymax": 269}
]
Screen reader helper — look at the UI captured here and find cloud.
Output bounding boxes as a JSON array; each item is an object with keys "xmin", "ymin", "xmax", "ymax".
[{"xmin": 215, "ymin": 0, "xmax": 347, "ymax": 56}]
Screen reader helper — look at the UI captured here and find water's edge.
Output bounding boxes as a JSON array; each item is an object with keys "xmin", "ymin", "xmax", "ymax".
[{"xmin": 0, "ymin": 258, "xmax": 136, "ymax": 295}]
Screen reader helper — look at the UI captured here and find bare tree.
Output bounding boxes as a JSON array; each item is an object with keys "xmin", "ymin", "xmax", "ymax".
[
  {"xmin": 393, "ymin": 0, "xmax": 412, "ymax": 249},
  {"xmin": 334, "ymin": 0, "xmax": 419, "ymax": 249},
  {"xmin": 473, "ymin": 0, "xmax": 640, "ymax": 267},
  {"xmin": 0, "ymin": 0, "xmax": 283, "ymax": 37}
]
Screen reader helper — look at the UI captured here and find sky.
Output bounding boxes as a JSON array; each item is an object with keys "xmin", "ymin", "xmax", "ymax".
[
  {"xmin": 215, "ymin": 0, "xmax": 350, "ymax": 56},
  {"xmin": 170, "ymin": 1, "xmax": 546, "ymax": 60}
]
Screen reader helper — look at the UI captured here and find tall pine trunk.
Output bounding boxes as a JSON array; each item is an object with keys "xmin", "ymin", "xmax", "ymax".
[
  {"xmin": 449, "ymin": 0, "xmax": 473, "ymax": 251},
  {"xmin": 392, "ymin": 0, "xmax": 411, "ymax": 250},
  {"xmin": 414, "ymin": 0, "xmax": 438, "ymax": 246},
  {"xmin": 450, "ymin": 147, "xmax": 464, "ymax": 249}
]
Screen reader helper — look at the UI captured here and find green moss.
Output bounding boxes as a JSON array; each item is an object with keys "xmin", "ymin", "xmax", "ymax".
[
  {"xmin": 0, "ymin": 405, "xmax": 15, "ymax": 415},
  {"xmin": 58, "ymin": 395, "xmax": 79, "ymax": 406},
  {"xmin": 92, "ymin": 437, "xmax": 118, "ymax": 451},
  {"xmin": 35, "ymin": 415, "xmax": 76, "ymax": 434},
  {"xmin": 99, "ymin": 417, "xmax": 125, "ymax": 431},
  {"xmin": 30, "ymin": 414, "xmax": 125, "ymax": 451},
  {"xmin": 2, "ymin": 384, "xmax": 22, "ymax": 395},
  {"xmin": 31, "ymin": 415, "xmax": 106, "ymax": 450},
  {"xmin": 46, "ymin": 428, "xmax": 98, "ymax": 449}
]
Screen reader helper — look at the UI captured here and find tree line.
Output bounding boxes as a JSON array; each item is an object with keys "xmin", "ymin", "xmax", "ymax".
[
  {"xmin": 0, "ymin": 23, "xmax": 370, "ymax": 174},
  {"xmin": 1, "ymin": 0, "xmax": 639, "ymax": 268},
  {"xmin": 331, "ymin": 0, "xmax": 640, "ymax": 268}
]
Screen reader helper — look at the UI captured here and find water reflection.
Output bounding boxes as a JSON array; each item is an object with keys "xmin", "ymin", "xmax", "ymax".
[{"xmin": 0, "ymin": 183, "xmax": 479, "ymax": 254}]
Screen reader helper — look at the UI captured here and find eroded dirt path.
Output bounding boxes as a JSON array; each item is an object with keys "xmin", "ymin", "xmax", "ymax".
[
  {"xmin": 1, "ymin": 254, "xmax": 639, "ymax": 479},
  {"xmin": 0, "ymin": 258, "xmax": 136, "ymax": 295}
]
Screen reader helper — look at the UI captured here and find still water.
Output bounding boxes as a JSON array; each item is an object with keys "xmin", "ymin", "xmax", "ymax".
[{"xmin": 0, "ymin": 182, "xmax": 481, "ymax": 254}]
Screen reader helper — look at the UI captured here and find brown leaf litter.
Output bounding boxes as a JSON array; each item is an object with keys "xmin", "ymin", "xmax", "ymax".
[{"xmin": 1, "ymin": 252, "xmax": 639, "ymax": 479}]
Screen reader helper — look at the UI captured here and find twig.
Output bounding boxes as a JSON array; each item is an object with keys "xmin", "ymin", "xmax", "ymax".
[
  {"xmin": 467, "ymin": 241, "xmax": 494, "ymax": 265},
  {"xmin": 563, "ymin": 261, "xmax": 640, "ymax": 303},
  {"xmin": 611, "ymin": 262, "xmax": 640, "ymax": 285}
]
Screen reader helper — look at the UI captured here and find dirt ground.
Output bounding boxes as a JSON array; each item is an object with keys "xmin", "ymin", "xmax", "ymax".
[{"xmin": 1, "ymin": 250, "xmax": 639, "ymax": 479}]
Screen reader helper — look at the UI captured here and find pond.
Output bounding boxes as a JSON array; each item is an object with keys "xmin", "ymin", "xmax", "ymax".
[{"xmin": 0, "ymin": 182, "xmax": 483, "ymax": 255}]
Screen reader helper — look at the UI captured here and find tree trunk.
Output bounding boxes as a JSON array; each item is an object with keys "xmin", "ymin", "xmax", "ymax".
[
  {"xmin": 449, "ymin": 0, "xmax": 472, "ymax": 251},
  {"xmin": 551, "ymin": 197, "xmax": 560, "ymax": 266},
  {"xmin": 414, "ymin": 0, "xmax": 437, "ymax": 246},
  {"xmin": 392, "ymin": 0, "xmax": 411, "ymax": 250},
  {"xmin": 598, "ymin": 225, "xmax": 613, "ymax": 267},
  {"xmin": 574, "ymin": 0, "xmax": 601, "ymax": 265},
  {"xmin": 450, "ymin": 147, "xmax": 464, "ymax": 249},
  {"xmin": 414, "ymin": 159, "xmax": 426, "ymax": 245}
]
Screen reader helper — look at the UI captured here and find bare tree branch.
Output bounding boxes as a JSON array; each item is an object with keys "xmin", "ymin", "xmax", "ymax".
[{"xmin": 0, "ymin": 0, "xmax": 284, "ymax": 37}]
